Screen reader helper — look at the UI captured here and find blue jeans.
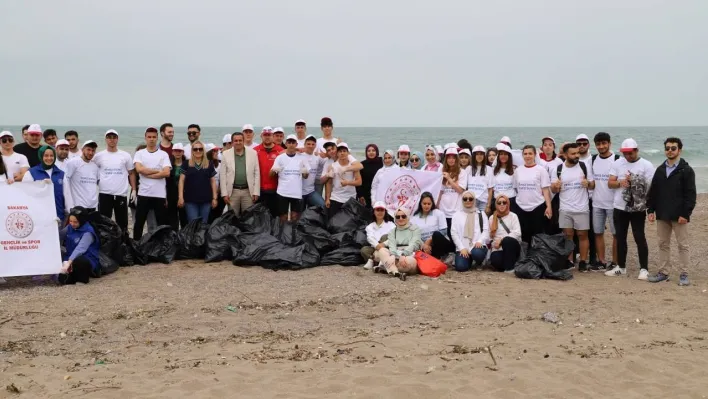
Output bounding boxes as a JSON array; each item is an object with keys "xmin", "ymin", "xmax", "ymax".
[
  {"xmin": 454, "ymin": 247, "xmax": 488, "ymax": 272},
  {"xmin": 303, "ymin": 191, "xmax": 325, "ymax": 209},
  {"xmin": 185, "ymin": 202, "xmax": 211, "ymax": 223},
  {"xmin": 476, "ymin": 201, "xmax": 487, "ymax": 212}
]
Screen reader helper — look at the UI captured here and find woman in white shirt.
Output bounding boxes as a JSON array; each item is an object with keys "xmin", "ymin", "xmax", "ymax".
[
  {"xmin": 437, "ymin": 148, "xmax": 467, "ymax": 233},
  {"xmin": 397, "ymin": 145, "xmax": 412, "ymax": 169},
  {"xmin": 468, "ymin": 145, "xmax": 494, "ymax": 214},
  {"xmin": 423, "ymin": 146, "xmax": 443, "ymax": 172},
  {"xmin": 488, "ymin": 195, "xmax": 522, "ymax": 272},
  {"xmin": 361, "ymin": 201, "xmax": 395, "ymax": 270},
  {"xmin": 458, "ymin": 148, "xmax": 472, "ymax": 171},
  {"xmin": 492, "ymin": 143, "xmax": 517, "ymax": 212},
  {"xmin": 411, "ymin": 192, "xmax": 452, "ymax": 259},
  {"xmin": 451, "ymin": 191, "xmax": 489, "ymax": 272},
  {"xmin": 370, "ymin": 150, "xmax": 398, "ymax": 205},
  {"xmin": 514, "ymin": 145, "xmax": 553, "ymax": 244}
]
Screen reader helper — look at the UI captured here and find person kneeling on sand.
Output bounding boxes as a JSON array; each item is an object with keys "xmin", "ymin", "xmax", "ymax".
[
  {"xmin": 362, "ymin": 201, "xmax": 395, "ymax": 270},
  {"xmin": 59, "ymin": 207, "xmax": 101, "ymax": 285},
  {"xmin": 376, "ymin": 207, "xmax": 422, "ymax": 280}
]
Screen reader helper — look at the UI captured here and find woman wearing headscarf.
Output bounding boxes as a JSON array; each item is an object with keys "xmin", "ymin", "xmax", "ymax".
[
  {"xmin": 423, "ymin": 146, "xmax": 443, "ymax": 172},
  {"xmin": 22, "ymin": 145, "xmax": 66, "ymax": 224},
  {"xmin": 377, "ymin": 207, "xmax": 421, "ymax": 280},
  {"xmin": 488, "ymin": 195, "xmax": 522, "ymax": 272},
  {"xmin": 357, "ymin": 144, "xmax": 383, "ymax": 208},
  {"xmin": 451, "ymin": 191, "xmax": 489, "ymax": 272},
  {"xmin": 410, "ymin": 151, "xmax": 424, "ymax": 170},
  {"xmin": 369, "ymin": 149, "xmax": 399, "ymax": 205},
  {"xmin": 58, "ymin": 206, "xmax": 101, "ymax": 284}
]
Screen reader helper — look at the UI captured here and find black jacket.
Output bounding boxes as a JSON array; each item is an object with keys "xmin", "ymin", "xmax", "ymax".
[{"xmin": 647, "ymin": 158, "xmax": 696, "ymax": 221}]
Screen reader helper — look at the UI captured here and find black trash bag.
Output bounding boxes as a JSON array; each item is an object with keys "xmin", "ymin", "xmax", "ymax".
[
  {"xmin": 298, "ymin": 224, "xmax": 340, "ymax": 253},
  {"xmin": 299, "ymin": 207, "xmax": 329, "ymax": 229},
  {"xmin": 260, "ymin": 242, "xmax": 321, "ymax": 270},
  {"xmin": 237, "ymin": 203, "xmax": 274, "ymax": 234},
  {"xmin": 354, "ymin": 226, "xmax": 369, "ymax": 247},
  {"xmin": 98, "ymin": 251, "xmax": 119, "ymax": 275},
  {"xmin": 233, "ymin": 233, "xmax": 321, "ymax": 270},
  {"xmin": 122, "ymin": 236, "xmax": 147, "ymax": 266},
  {"xmin": 176, "ymin": 220, "xmax": 209, "ymax": 260},
  {"xmin": 88, "ymin": 212, "xmax": 123, "ymax": 259},
  {"xmin": 326, "ymin": 198, "xmax": 371, "ymax": 234},
  {"xmin": 514, "ymin": 234, "xmax": 574, "ymax": 280},
  {"xmin": 204, "ymin": 211, "xmax": 241, "ymax": 263},
  {"xmin": 138, "ymin": 226, "xmax": 178, "ymax": 264},
  {"xmin": 272, "ymin": 220, "xmax": 305, "ymax": 247},
  {"xmin": 320, "ymin": 246, "xmax": 364, "ymax": 266}
]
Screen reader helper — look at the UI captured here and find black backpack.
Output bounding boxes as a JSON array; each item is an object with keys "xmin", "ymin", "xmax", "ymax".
[{"xmin": 556, "ymin": 162, "xmax": 587, "ymax": 180}]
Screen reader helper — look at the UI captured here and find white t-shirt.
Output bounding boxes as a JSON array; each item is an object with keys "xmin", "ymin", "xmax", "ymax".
[
  {"xmin": 467, "ymin": 165, "xmax": 494, "ymax": 204},
  {"xmin": 552, "ymin": 162, "xmax": 594, "ymax": 213},
  {"xmin": 492, "ymin": 169, "xmax": 516, "ymax": 199},
  {"xmin": 301, "ymin": 153, "xmax": 325, "ymax": 195},
  {"xmin": 510, "ymin": 149, "xmax": 524, "ymax": 169},
  {"xmin": 93, "ymin": 150, "xmax": 134, "ymax": 196},
  {"xmin": 1, "ymin": 152, "xmax": 29, "ymax": 179},
  {"xmin": 609, "ymin": 157, "xmax": 655, "ymax": 212},
  {"xmin": 591, "ymin": 153, "xmax": 618, "ymax": 210},
  {"xmin": 133, "ymin": 148, "xmax": 171, "ymax": 199},
  {"xmin": 272, "ymin": 153, "xmax": 307, "ymax": 199},
  {"xmin": 68, "ymin": 150, "xmax": 81, "ymax": 159},
  {"xmin": 55, "ymin": 158, "xmax": 67, "ymax": 171},
  {"xmin": 246, "ymin": 142, "xmax": 259, "ymax": 150},
  {"xmin": 514, "ymin": 165, "xmax": 550, "ymax": 212},
  {"xmin": 411, "ymin": 209, "xmax": 447, "ymax": 241},
  {"xmin": 329, "ymin": 159, "xmax": 357, "ymax": 203},
  {"xmin": 316, "ymin": 137, "xmax": 339, "ymax": 153},
  {"xmin": 64, "ymin": 157, "xmax": 99, "ymax": 209},
  {"xmin": 438, "ymin": 171, "xmax": 468, "ymax": 218}
]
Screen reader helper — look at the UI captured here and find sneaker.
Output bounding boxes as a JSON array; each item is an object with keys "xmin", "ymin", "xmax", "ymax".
[
  {"xmin": 647, "ymin": 272, "xmax": 669, "ymax": 283},
  {"xmin": 637, "ymin": 269, "xmax": 649, "ymax": 281},
  {"xmin": 578, "ymin": 261, "xmax": 588, "ymax": 273},
  {"xmin": 605, "ymin": 266, "xmax": 627, "ymax": 277},
  {"xmin": 442, "ymin": 253, "xmax": 455, "ymax": 267},
  {"xmin": 565, "ymin": 260, "xmax": 575, "ymax": 270},
  {"xmin": 503, "ymin": 269, "xmax": 515, "ymax": 274},
  {"xmin": 589, "ymin": 261, "xmax": 607, "ymax": 272},
  {"xmin": 679, "ymin": 273, "xmax": 690, "ymax": 286},
  {"xmin": 363, "ymin": 259, "xmax": 374, "ymax": 270}
]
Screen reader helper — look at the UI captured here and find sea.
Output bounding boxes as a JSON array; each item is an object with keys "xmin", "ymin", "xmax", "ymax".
[{"xmin": 5, "ymin": 125, "xmax": 706, "ymax": 192}]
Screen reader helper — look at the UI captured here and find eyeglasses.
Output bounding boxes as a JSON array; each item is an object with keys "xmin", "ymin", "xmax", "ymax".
[
  {"xmin": 395, "ymin": 214, "xmax": 407, "ymax": 220},
  {"xmin": 665, "ymin": 146, "xmax": 678, "ymax": 151},
  {"xmin": 462, "ymin": 197, "xmax": 475, "ymax": 202},
  {"xmin": 411, "ymin": 158, "xmax": 420, "ymax": 162},
  {"xmin": 1, "ymin": 137, "xmax": 14, "ymax": 144},
  {"xmin": 496, "ymin": 201, "xmax": 508, "ymax": 205},
  {"xmin": 192, "ymin": 147, "xmax": 204, "ymax": 152},
  {"xmin": 106, "ymin": 135, "xmax": 118, "ymax": 139},
  {"xmin": 187, "ymin": 131, "xmax": 199, "ymax": 135}
]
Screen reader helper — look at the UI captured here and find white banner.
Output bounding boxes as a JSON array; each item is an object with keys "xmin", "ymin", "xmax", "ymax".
[
  {"xmin": 374, "ymin": 169, "xmax": 443, "ymax": 216},
  {"xmin": 0, "ymin": 182, "xmax": 62, "ymax": 277}
]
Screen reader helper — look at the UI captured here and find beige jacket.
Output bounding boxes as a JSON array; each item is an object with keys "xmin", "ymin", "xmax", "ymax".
[{"xmin": 219, "ymin": 147, "xmax": 260, "ymax": 197}]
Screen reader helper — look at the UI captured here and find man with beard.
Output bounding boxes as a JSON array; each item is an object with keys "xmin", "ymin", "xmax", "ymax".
[
  {"xmin": 551, "ymin": 143, "xmax": 594, "ymax": 272},
  {"xmin": 575, "ymin": 133, "xmax": 597, "ymax": 264},
  {"xmin": 64, "ymin": 140, "xmax": 100, "ymax": 213},
  {"xmin": 159, "ymin": 123, "xmax": 174, "ymax": 156},
  {"xmin": 183, "ymin": 124, "xmax": 201, "ymax": 159},
  {"xmin": 43, "ymin": 128, "xmax": 58, "ymax": 147},
  {"xmin": 65, "ymin": 130, "xmax": 81, "ymax": 159},
  {"xmin": 14, "ymin": 123, "xmax": 44, "ymax": 168},
  {"xmin": 588, "ymin": 132, "xmax": 620, "ymax": 271},
  {"xmin": 254, "ymin": 126, "xmax": 284, "ymax": 217},
  {"xmin": 55, "ymin": 139, "xmax": 70, "ymax": 171}
]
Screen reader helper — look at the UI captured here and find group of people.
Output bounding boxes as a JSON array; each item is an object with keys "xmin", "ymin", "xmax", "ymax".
[{"xmin": 0, "ymin": 120, "xmax": 696, "ymax": 286}]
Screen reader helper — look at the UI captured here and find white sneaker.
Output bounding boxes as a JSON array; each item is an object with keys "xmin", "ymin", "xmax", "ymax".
[
  {"xmin": 637, "ymin": 269, "xmax": 649, "ymax": 281},
  {"xmin": 363, "ymin": 259, "xmax": 374, "ymax": 270},
  {"xmin": 604, "ymin": 266, "xmax": 627, "ymax": 277}
]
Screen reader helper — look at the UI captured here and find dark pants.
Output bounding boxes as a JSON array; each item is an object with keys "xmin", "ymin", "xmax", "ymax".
[
  {"xmin": 58, "ymin": 256, "xmax": 92, "ymax": 285},
  {"xmin": 489, "ymin": 237, "xmax": 522, "ymax": 272},
  {"xmin": 133, "ymin": 196, "xmax": 168, "ymax": 240},
  {"xmin": 445, "ymin": 218, "xmax": 453, "ymax": 241},
  {"xmin": 259, "ymin": 191, "xmax": 279, "ymax": 218},
  {"xmin": 208, "ymin": 196, "xmax": 225, "ymax": 224},
  {"xmin": 98, "ymin": 193, "xmax": 129, "ymax": 235},
  {"xmin": 328, "ymin": 200, "xmax": 345, "ymax": 219},
  {"xmin": 166, "ymin": 199, "xmax": 187, "ymax": 231},
  {"xmin": 518, "ymin": 203, "xmax": 547, "ymax": 245},
  {"xmin": 613, "ymin": 209, "xmax": 648, "ymax": 270},
  {"xmin": 431, "ymin": 231, "xmax": 456, "ymax": 259},
  {"xmin": 546, "ymin": 195, "xmax": 561, "ymax": 235}
]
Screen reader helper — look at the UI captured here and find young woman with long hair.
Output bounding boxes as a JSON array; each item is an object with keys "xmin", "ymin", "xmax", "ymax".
[
  {"xmin": 437, "ymin": 148, "xmax": 467, "ymax": 238},
  {"xmin": 178, "ymin": 140, "xmax": 218, "ymax": 223},
  {"xmin": 411, "ymin": 192, "xmax": 454, "ymax": 259},
  {"xmin": 492, "ymin": 143, "xmax": 517, "ymax": 213},
  {"xmin": 467, "ymin": 145, "xmax": 494, "ymax": 214},
  {"xmin": 514, "ymin": 145, "xmax": 553, "ymax": 244}
]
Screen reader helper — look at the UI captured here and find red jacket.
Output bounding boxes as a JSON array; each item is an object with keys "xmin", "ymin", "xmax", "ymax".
[{"xmin": 254, "ymin": 144, "xmax": 284, "ymax": 192}]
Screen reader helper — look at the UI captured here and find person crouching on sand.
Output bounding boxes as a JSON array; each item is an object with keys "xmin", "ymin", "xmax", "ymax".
[
  {"xmin": 59, "ymin": 207, "xmax": 101, "ymax": 284},
  {"xmin": 376, "ymin": 207, "xmax": 422, "ymax": 280}
]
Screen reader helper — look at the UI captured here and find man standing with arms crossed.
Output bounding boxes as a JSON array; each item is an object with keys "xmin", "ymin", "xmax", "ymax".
[
  {"xmin": 588, "ymin": 132, "xmax": 620, "ymax": 271},
  {"xmin": 94, "ymin": 129, "xmax": 137, "ymax": 236},
  {"xmin": 133, "ymin": 127, "xmax": 171, "ymax": 240},
  {"xmin": 646, "ymin": 137, "xmax": 696, "ymax": 286},
  {"xmin": 220, "ymin": 132, "xmax": 260, "ymax": 217}
]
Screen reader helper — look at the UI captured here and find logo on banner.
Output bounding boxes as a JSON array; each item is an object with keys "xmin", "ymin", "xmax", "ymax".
[
  {"xmin": 5, "ymin": 212, "xmax": 34, "ymax": 239},
  {"xmin": 384, "ymin": 175, "xmax": 422, "ymax": 214}
]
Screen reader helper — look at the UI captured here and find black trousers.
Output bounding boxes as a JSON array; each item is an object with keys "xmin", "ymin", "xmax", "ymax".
[
  {"xmin": 546, "ymin": 194, "xmax": 561, "ymax": 235},
  {"xmin": 489, "ymin": 237, "xmax": 522, "ymax": 272},
  {"xmin": 58, "ymin": 256, "xmax": 92, "ymax": 285},
  {"xmin": 166, "ymin": 200, "xmax": 187, "ymax": 231},
  {"xmin": 431, "ymin": 231, "xmax": 456, "ymax": 259},
  {"xmin": 259, "ymin": 191, "xmax": 279, "ymax": 218},
  {"xmin": 133, "ymin": 196, "xmax": 168, "ymax": 240},
  {"xmin": 208, "ymin": 196, "xmax": 226, "ymax": 224},
  {"xmin": 613, "ymin": 209, "xmax": 648, "ymax": 270},
  {"xmin": 518, "ymin": 203, "xmax": 547, "ymax": 245},
  {"xmin": 98, "ymin": 193, "xmax": 129, "ymax": 235}
]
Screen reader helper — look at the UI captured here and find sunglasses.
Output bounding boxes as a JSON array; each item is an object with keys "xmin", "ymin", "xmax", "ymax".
[
  {"xmin": 411, "ymin": 158, "xmax": 420, "ymax": 162},
  {"xmin": 192, "ymin": 147, "xmax": 204, "ymax": 152},
  {"xmin": 496, "ymin": 201, "xmax": 508, "ymax": 205},
  {"xmin": 462, "ymin": 197, "xmax": 475, "ymax": 202},
  {"xmin": 187, "ymin": 131, "xmax": 199, "ymax": 135},
  {"xmin": 106, "ymin": 135, "xmax": 118, "ymax": 139},
  {"xmin": 1, "ymin": 137, "xmax": 14, "ymax": 143},
  {"xmin": 395, "ymin": 214, "xmax": 407, "ymax": 220},
  {"xmin": 665, "ymin": 146, "xmax": 678, "ymax": 151},
  {"xmin": 577, "ymin": 141, "xmax": 589, "ymax": 146}
]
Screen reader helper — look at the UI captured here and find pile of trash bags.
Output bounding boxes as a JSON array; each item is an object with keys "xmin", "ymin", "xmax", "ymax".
[
  {"xmin": 513, "ymin": 234, "xmax": 574, "ymax": 280},
  {"xmin": 86, "ymin": 198, "xmax": 373, "ymax": 271}
]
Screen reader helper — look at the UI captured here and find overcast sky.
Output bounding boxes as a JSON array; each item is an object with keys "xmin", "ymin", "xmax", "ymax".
[{"xmin": 1, "ymin": 0, "xmax": 707, "ymax": 127}]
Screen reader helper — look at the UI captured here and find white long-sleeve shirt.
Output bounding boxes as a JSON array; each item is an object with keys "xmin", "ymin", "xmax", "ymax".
[
  {"xmin": 450, "ymin": 209, "xmax": 489, "ymax": 252},
  {"xmin": 365, "ymin": 221, "xmax": 396, "ymax": 246},
  {"xmin": 370, "ymin": 164, "xmax": 399, "ymax": 205},
  {"xmin": 488, "ymin": 212, "xmax": 522, "ymax": 252}
]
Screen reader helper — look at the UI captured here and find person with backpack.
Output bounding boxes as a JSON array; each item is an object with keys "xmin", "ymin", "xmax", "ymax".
[
  {"xmin": 589, "ymin": 132, "xmax": 620, "ymax": 271},
  {"xmin": 551, "ymin": 143, "xmax": 595, "ymax": 272}
]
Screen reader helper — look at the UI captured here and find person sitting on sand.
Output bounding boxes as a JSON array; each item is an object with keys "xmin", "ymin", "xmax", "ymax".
[
  {"xmin": 488, "ymin": 195, "xmax": 522, "ymax": 273},
  {"xmin": 59, "ymin": 207, "xmax": 101, "ymax": 284},
  {"xmin": 376, "ymin": 207, "xmax": 422, "ymax": 280},
  {"xmin": 451, "ymin": 191, "xmax": 489, "ymax": 272},
  {"xmin": 362, "ymin": 201, "xmax": 395, "ymax": 270},
  {"xmin": 411, "ymin": 191, "xmax": 454, "ymax": 260}
]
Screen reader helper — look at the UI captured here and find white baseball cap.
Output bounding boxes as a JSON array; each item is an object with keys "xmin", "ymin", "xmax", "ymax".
[
  {"xmin": 397, "ymin": 144, "xmax": 410, "ymax": 153},
  {"xmin": 105, "ymin": 129, "xmax": 119, "ymax": 137},
  {"xmin": 222, "ymin": 134, "xmax": 231, "ymax": 143},
  {"xmin": 373, "ymin": 201, "xmax": 387, "ymax": 209},
  {"xmin": 435, "ymin": 145, "xmax": 444, "ymax": 154},
  {"xmin": 445, "ymin": 147, "xmax": 458, "ymax": 156},
  {"xmin": 620, "ymin": 138, "xmax": 638, "ymax": 153},
  {"xmin": 172, "ymin": 143, "xmax": 185, "ymax": 151},
  {"xmin": 541, "ymin": 136, "xmax": 555, "ymax": 144},
  {"xmin": 82, "ymin": 140, "xmax": 98, "ymax": 149},
  {"xmin": 285, "ymin": 134, "xmax": 298, "ymax": 142},
  {"xmin": 495, "ymin": 143, "xmax": 511, "ymax": 153},
  {"xmin": 205, "ymin": 143, "xmax": 216, "ymax": 152},
  {"xmin": 274, "ymin": 127, "xmax": 285, "ymax": 134},
  {"xmin": 295, "ymin": 119, "xmax": 306, "ymax": 125},
  {"xmin": 27, "ymin": 124, "xmax": 42, "ymax": 134},
  {"xmin": 444, "ymin": 142, "xmax": 457, "ymax": 150},
  {"xmin": 459, "ymin": 148, "xmax": 471, "ymax": 156},
  {"xmin": 261, "ymin": 126, "xmax": 273, "ymax": 134},
  {"xmin": 55, "ymin": 139, "xmax": 69, "ymax": 147},
  {"xmin": 242, "ymin": 124, "xmax": 254, "ymax": 132},
  {"xmin": 472, "ymin": 145, "xmax": 485, "ymax": 154},
  {"xmin": 337, "ymin": 142, "xmax": 350, "ymax": 150},
  {"xmin": 575, "ymin": 134, "xmax": 590, "ymax": 142},
  {"xmin": 500, "ymin": 136, "xmax": 511, "ymax": 145},
  {"xmin": 0, "ymin": 131, "xmax": 13, "ymax": 139}
]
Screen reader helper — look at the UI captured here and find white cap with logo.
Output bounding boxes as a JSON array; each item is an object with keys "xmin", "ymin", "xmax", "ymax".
[
  {"xmin": 27, "ymin": 124, "xmax": 42, "ymax": 134},
  {"xmin": 55, "ymin": 139, "xmax": 69, "ymax": 147},
  {"xmin": 242, "ymin": 124, "xmax": 254, "ymax": 132},
  {"xmin": 620, "ymin": 138, "xmax": 638, "ymax": 153},
  {"xmin": 222, "ymin": 134, "xmax": 231, "ymax": 144},
  {"xmin": 397, "ymin": 144, "xmax": 411, "ymax": 153}
]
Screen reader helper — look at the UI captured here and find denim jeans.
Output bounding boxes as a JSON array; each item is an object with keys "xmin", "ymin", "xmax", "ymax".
[
  {"xmin": 476, "ymin": 200, "xmax": 487, "ymax": 212},
  {"xmin": 454, "ymin": 247, "xmax": 488, "ymax": 272},
  {"xmin": 303, "ymin": 191, "xmax": 325, "ymax": 209},
  {"xmin": 185, "ymin": 202, "xmax": 211, "ymax": 223}
]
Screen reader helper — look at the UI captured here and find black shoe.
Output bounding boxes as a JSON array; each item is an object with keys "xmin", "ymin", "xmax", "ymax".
[
  {"xmin": 565, "ymin": 260, "xmax": 575, "ymax": 270},
  {"xmin": 578, "ymin": 261, "xmax": 588, "ymax": 273},
  {"xmin": 589, "ymin": 261, "xmax": 607, "ymax": 272}
]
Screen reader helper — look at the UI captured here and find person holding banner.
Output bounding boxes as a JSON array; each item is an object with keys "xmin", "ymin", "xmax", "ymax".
[
  {"xmin": 370, "ymin": 149, "xmax": 398, "ymax": 206},
  {"xmin": 59, "ymin": 207, "xmax": 101, "ymax": 284},
  {"xmin": 397, "ymin": 145, "xmax": 412, "ymax": 169},
  {"xmin": 1, "ymin": 131, "xmax": 29, "ymax": 182},
  {"xmin": 377, "ymin": 207, "xmax": 422, "ymax": 279},
  {"xmin": 410, "ymin": 151, "xmax": 424, "ymax": 170},
  {"xmin": 21, "ymin": 145, "xmax": 66, "ymax": 225},
  {"xmin": 437, "ymin": 148, "xmax": 467, "ymax": 237},
  {"xmin": 451, "ymin": 191, "xmax": 489, "ymax": 272}
]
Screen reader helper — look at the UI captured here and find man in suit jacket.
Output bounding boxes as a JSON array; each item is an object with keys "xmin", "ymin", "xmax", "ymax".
[{"xmin": 220, "ymin": 132, "xmax": 260, "ymax": 216}]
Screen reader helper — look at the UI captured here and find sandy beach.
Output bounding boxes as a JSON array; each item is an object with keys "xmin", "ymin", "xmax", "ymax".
[{"xmin": 1, "ymin": 196, "xmax": 707, "ymax": 399}]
